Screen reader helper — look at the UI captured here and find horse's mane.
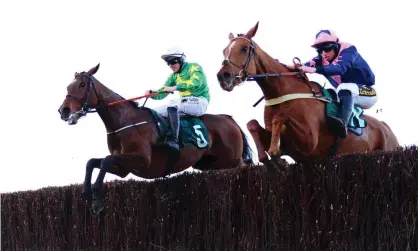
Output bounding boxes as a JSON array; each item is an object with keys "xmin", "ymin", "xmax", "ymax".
[
  {"xmin": 114, "ymin": 92, "xmax": 141, "ymax": 109},
  {"xmin": 235, "ymin": 34, "xmax": 298, "ymax": 73},
  {"xmin": 76, "ymin": 71, "xmax": 152, "ymax": 114}
]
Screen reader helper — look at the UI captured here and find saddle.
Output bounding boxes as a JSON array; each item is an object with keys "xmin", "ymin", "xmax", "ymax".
[
  {"xmin": 320, "ymin": 85, "xmax": 367, "ymax": 136},
  {"xmin": 149, "ymin": 109, "xmax": 210, "ymax": 149}
]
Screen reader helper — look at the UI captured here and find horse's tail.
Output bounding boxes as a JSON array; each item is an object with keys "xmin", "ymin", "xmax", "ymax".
[{"xmin": 223, "ymin": 115, "xmax": 254, "ymax": 164}]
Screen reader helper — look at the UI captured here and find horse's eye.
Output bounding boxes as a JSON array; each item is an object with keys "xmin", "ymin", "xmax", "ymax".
[
  {"xmin": 241, "ymin": 46, "xmax": 248, "ymax": 53},
  {"xmin": 80, "ymin": 83, "xmax": 86, "ymax": 88}
]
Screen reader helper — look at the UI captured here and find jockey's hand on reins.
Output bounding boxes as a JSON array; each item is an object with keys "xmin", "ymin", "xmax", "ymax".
[
  {"xmin": 292, "ymin": 57, "xmax": 302, "ymax": 67},
  {"xmin": 292, "ymin": 57, "xmax": 309, "ymax": 80},
  {"xmin": 293, "ymin": 57, "xmax": 303, "ymax": 72}
]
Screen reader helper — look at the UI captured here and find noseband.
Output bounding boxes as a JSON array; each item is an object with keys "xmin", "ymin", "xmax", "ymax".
[
  {"xmin": 58, "ymin": 72, "xmax": 99, "ymax": 117},
  {"xmin": 222, "ymin": 36, "xmax": 256, "ymax": 83},
  {"xmin": 221, "ymin": 36, "xmax": 305, "ymax": 85},
  {"xmin": 220, "ymin": 36, "xmax": 320, "ymax": 107}
]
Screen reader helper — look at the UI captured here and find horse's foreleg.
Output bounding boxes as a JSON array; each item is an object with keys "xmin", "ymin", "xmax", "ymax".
[
  {"xmin": 92, "ymin": 155, "xmax": 129, "ymax": 213},
  {"xmin": 267, "ymin": 119, "xmax": 288, "ymax": 172},
  {"xmin": 83, "ymin": 158, "xmax": 103, "ymax": 203},
  {"xmin": 90, "ymin": 151, "xmax": 150, "ymax": 214},
  {"xmin": 247, "ymin": 119, "xmax": 271, "ymax": 162},
  {"xmin": 267, "ymin": 119, "xmax": 282, "ymax": 156}
]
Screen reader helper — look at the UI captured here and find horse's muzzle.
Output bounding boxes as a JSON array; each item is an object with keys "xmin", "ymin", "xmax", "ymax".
[
  {"xmin": 217, "ymin": 71, "xmax": 232, "ymax": 83},
  {"xmin": 217, "ymin": 71, "xmax": 235, "ymax": 92},
  {"xmin": 220, "ymin": 82, "xmax": 234, "ymax": 92},
  {"xmin": 67, "ymin": 113, "xmax": 80, "ymax": 125},
  {"xmin": 60, "ymin": 107, "xmax": 70, "ymax": 121}
]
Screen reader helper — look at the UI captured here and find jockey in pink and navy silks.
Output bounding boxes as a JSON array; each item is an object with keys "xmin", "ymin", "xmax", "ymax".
[{"xmin": 297, "ymin": 29, "xmax": 378, "ymax": 138}]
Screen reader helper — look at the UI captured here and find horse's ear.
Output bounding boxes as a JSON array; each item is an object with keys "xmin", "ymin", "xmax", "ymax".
[
  {"xmin": 245, "ymin": 21, "xmax": 259, "ymax": 38},
  {"xmin": 88, "ymin": 63, "xmax": 100, "ymax": 76},
  {"xmin": 229, "ymin": 32, "xmax": 235, "ymax": 41}
]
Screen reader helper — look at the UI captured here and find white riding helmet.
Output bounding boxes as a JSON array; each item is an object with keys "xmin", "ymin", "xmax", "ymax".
[{"xmin": 161, "ymin": 47, "xmax": 187, "ymax": 62}]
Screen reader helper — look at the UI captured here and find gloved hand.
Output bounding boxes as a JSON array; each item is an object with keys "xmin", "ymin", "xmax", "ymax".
[
  {"xmin": 144, "ymin": 90, "xmax": 153, "ymax": 95},
  {"xmin": 163, "ymin": 86, "xmax": 177, "ymax": 93},
  {"xmin": 298, "ymin": 65, "xmax": 317, "ymax": 73},
  {"xmin": 286, "ymin": 64, "xmax": 296, "ymax": 69}
]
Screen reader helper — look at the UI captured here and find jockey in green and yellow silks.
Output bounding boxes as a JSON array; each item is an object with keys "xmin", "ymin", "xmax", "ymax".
[{"xmin": 144, "ymin": 47, "xmax": 211, "ymax": 152}]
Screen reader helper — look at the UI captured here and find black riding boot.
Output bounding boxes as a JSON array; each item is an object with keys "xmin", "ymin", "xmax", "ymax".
[
  {"xmin": 166, "ymin": 106, "xmax": 180, "ymax": 151},
  {"xmin": 327, "ymin": 90, "xmax": 354, "ymax": 138}
]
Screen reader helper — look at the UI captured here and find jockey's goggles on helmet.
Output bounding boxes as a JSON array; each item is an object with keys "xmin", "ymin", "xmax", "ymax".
[
  {"xmin": 316, "ymin": 43, "xmax": 337, "ymax": 54},
  {"xmin": 166, "ymin": 57, "xmax": 181, "ymax": 66}
]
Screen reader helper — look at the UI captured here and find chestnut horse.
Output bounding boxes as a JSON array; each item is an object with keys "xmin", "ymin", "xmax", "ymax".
[
  {"xmin": 216, "ymin": 22, "xmax": 399, "ymax": 171},
  {"xmin": 58, "ymin": 64, "xmax": 253, "ymax": 214}
]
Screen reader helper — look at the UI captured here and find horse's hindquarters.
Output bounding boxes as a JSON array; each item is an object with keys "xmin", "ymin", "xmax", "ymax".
[{"xmin": 200, "ymin": 114, "xmax": 248, "ymax": 168}]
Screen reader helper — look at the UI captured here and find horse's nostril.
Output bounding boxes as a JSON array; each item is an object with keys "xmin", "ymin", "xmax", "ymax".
[
  {"xmin": 217, "ymin": 71, "xmax": 232, "ymax": 82},
  {"xmin": 61, "ymin": 107, "xmax": 70, "ymax": 116},
  {"xmin": 223, "ymin": 72, "xmax": 231, "ymax": 81},
  {"xmin": 217, "ymin": 72, "xmax": 224, "ymax": 82}
]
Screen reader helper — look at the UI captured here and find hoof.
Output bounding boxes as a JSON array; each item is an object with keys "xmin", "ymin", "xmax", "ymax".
[
  {"xmin": 271, "ymin": 155, "xmax": 289, "ymax": 173},
  {"xmin": 82, "ymin": 191, "xmax": 92, "ymax": 203},
  {"xmin": 91, "ymin": 196, "xmax": 104, "ymax": 214},
  {"xmin": 261, "ymin": 155, "xmax": 289, "ymax": 180},
  {"xmin": 261, "ymin": 158, "xmax": 279, "ymax": 178}
]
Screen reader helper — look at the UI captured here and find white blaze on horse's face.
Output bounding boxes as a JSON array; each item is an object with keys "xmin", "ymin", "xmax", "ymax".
[
  {"xmin": 218, "ymin": 36, "xmax": 255, "ymax": 92},
  {"xmin": 225, "ymin": 41, "xmax": 237, "ymax": 61}
]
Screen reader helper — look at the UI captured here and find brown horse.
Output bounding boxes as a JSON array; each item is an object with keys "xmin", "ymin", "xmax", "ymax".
[
  {"xmin": 216, "ymin": 22, "xmax": 399, "ymax": 170},
  {"xmin": 58, "ymin": 64, "xmax": 253, "ymax": 214}
]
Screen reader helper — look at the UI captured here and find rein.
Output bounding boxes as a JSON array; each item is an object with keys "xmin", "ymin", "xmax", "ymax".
[
  {"xmin": 75, "ymin": 93, "xmax": 160, "ymax": 114},
  {"xmin": 66, "ymin": 74, "xmax": 170, "ymax": 114},
  {"xmin": 60, "ymin": 72, "xmax": 172, "ymax": 134},
  {"xmin": 222, "ymin": 36, "xmax": 325, "ymax": 107},
  {"xmin": 246, "ymin": 71, "xmax": 301, "ymax": 81}
]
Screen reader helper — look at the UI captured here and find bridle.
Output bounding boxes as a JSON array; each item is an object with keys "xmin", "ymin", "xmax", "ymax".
[
  {"xmin": 222, "ymin": 36, "xmax": 304, "ymax": 84},
  {"xmin": 220, "ymin": 35, "xmax": 327, "ymax": 107},
  {"xmin": 222, "ymin": 36, "xmax": 256, "ymax": 84},
  {"xmin": 59, "ymin": 72, "xmax": 100, "ymax": 118},
  {"xmin": 58, "ymin": 72, "xmax": 99, "ymax": 119},
  {"xmin": 58, "ymin": 72, "xmax": 162, "ymax": 135}
]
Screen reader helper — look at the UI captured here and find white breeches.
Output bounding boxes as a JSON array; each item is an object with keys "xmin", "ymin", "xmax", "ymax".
[
  {"xmin": 336, "ymin": 83, "xmax": 378, "ymax": 109},
  {"xmin": 153, "ymin": 96, "xmax": 209, "ymax": 117}
]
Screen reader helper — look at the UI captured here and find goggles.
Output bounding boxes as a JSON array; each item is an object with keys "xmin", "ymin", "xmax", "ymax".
[
  {"xmin": 166, "ymin": 58, "xmax": 181, "ymax": 66},
  {"xmin": 316, "ymin": 43, "xmax": 337, "ymax": 54}
]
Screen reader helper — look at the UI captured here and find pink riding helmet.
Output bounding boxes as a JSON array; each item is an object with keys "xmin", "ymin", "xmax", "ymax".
[{"xmin": 311, "ymin": 30, "xmax": 339, "ymax": 48}]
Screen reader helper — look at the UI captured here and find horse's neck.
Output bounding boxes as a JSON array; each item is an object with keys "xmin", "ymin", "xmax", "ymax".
[
  {"xmin": 254, "ymin": 47, "xmax": 307, "ymax": 99},
  {"xmin": 93, "ymin": 78, "xmax": 141, "ymax": 132}
]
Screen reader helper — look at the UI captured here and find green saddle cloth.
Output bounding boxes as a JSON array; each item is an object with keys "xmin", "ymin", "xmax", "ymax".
[
  {"xmin": 321, "ymin": 86, "xmax": 367, "ymax": 129},
  {"xmin": 149, "ymin": 110, "xmax": 210, "ymax": 149}
]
